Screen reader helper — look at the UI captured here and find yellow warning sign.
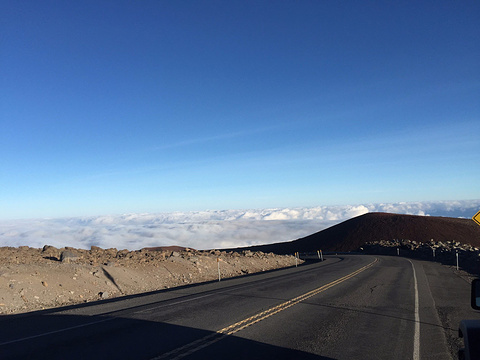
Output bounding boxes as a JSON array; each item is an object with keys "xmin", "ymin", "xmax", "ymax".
[{"xmin": 473, "ymin": 210, "xmax": 480, "ymax": 227}]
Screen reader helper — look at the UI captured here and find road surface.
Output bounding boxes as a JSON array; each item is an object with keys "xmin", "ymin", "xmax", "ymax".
[{"xmin": 1, "ymin": 255, "xmax": 479, "ymax": 359}]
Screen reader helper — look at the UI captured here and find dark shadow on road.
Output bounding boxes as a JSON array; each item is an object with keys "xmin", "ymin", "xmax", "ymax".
[
  {"xmin": 0, "ymin": 312, "xmax": 335, "ymax": 360},
  {"xmin": 0, "ymin": 257, "xmax": 355, "ymax": 359}
]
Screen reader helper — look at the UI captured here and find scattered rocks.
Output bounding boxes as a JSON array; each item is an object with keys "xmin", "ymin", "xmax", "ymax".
[
  {"xmin": 361, "ymin": 239, "xmax": 480, "ymax": 274},
  {"xmin": 0, "ymin": 245, "xmax": 300, "ymax": 315}
]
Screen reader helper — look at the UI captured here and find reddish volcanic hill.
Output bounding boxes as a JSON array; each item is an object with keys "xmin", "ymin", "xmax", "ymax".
[{"xmin": 240, "ymin": 212, "xmax": 480, "ymax": 255}]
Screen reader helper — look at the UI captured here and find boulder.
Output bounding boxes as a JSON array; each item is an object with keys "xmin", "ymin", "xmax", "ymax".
[{"xmin": 60, "ymin": 251, "xmax": 80, "ymax": 263}]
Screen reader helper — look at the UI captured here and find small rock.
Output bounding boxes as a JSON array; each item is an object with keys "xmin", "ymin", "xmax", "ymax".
[
  {"xmin": 42, "ymin": 245, "xmax": 58, "ymax": 253},
  {"xmin": 60, "ymin": 250, "xmax": 80, "ymax": 263},
  {"xmin": 41, "ymin": 281, "xmax": 48, "ymax": 287},
  {"xmin": 99, "ymin": 291, "xmax": 109, "ymax": 299}
]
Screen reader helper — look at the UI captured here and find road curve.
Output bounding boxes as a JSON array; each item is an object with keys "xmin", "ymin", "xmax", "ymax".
[{"xmin": 1, "ymin": 255, "xmax": 479, "ymax": 359}]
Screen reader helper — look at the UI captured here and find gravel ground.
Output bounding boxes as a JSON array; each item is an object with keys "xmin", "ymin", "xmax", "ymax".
[{"xmin": 0, "ymin": 246, "xmax": 300, "ymax": 315}]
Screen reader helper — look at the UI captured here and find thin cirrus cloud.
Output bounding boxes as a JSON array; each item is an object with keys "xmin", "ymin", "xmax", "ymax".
[{"xmin": 1, "ymin": 200, "xmax": 479, "ymax": 251}]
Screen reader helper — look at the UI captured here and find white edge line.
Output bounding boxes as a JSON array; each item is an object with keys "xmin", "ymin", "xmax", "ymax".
[{"xmin": 408, "ymin": 259, "xmax": 420, "ymax": 360}]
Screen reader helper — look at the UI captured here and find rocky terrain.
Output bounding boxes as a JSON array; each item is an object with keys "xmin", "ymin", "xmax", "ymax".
[
  {"xmin": 0, "ymin": 245, "xmax": 300, "ymax": 315},
  {"xmin": 361, "ymin": 239, "xmax": 480, "ymax": 275}
]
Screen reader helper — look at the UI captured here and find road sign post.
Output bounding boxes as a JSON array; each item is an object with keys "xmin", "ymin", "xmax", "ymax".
[{"xmin": 317, "ymin": 250, "xmax": 323, "ymax": 261}]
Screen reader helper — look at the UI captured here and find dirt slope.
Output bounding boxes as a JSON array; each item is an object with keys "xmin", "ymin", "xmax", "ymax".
[{"xmin": 0, "ymin": 246, "xmax": 298, "ymax": 315}]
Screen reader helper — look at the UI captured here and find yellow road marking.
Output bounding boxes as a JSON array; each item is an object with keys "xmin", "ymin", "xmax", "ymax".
[{"xmin": 152, "ymin": 258, "xmax": 378, "ymax": 360}]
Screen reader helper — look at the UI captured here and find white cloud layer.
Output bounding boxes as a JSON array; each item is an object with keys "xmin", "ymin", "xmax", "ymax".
[{"xmin": 1, "ymin": 200, "xmax": 479, "ymax": 251}]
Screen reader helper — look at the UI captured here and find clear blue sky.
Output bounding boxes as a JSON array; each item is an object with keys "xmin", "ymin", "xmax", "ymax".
[{"xmin": 1, "ymin": 1, "xmax": 479, "ymax": 219}]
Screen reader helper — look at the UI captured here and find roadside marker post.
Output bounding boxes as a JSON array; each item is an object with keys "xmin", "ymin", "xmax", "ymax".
[
  {"xmin": 456, "ymin": 251, "xmax": 459, "ymax": 271},
  {"xmin": 397, "ymin": 248, "xmax": 400, "ymax": 256},
  {"xmin": 433, "ymin": 248, "xmax": 435, "ymax": 258},
  {"xmin": 217, "ymin": 258, "xmax": 221, "ymax": 281},
  {"xmin": 295, "ymin": 252, "xmax": 298, "ymax": 267},
  {"xmin": 317, "ymin": 249, "xmax": 323, "ymax": 262}
]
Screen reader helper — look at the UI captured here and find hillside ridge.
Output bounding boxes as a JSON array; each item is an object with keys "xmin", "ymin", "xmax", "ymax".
[{"xmin": 236, "ymin": 212, "xmax": 480, "ymax": 254}]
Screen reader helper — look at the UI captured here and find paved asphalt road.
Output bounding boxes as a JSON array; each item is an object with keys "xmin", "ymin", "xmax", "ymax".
[{"xmin": 1, "ymin": 255, "xmax": 480, "ymax": 360}]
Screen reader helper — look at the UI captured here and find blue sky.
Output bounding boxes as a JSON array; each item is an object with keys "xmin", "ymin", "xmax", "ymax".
[{"xmin": 1, "ymin": 1, "xmax": 479, "ymax": 220}]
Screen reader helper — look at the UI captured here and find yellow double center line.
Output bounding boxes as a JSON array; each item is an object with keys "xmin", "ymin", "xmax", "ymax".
[{"xmin": 153, "ymin": 258, "xmax": 378, "ymax": 360}]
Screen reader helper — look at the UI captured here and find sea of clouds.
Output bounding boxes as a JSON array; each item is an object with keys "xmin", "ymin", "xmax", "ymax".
[{"xmin": 1, "ymin": 200, "xmax": 479, "ymax": 251}]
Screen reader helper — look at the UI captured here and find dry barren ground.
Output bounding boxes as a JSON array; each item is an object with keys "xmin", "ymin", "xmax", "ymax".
[{"xmin": 0, "ymin": 246, "xmax": 300, "ymax": 315}]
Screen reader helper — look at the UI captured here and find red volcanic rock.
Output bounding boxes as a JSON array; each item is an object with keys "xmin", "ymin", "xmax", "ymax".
[{"xmin": 240, "ymin": 213, "xmax": 480, "ymax": 254}]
